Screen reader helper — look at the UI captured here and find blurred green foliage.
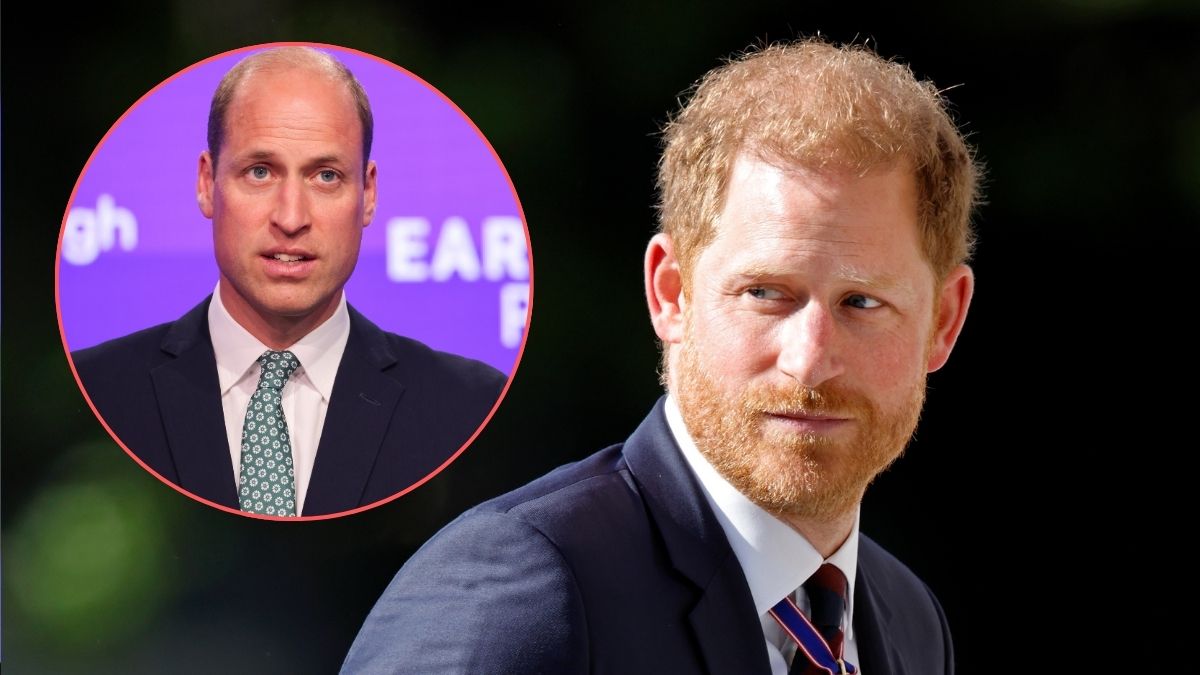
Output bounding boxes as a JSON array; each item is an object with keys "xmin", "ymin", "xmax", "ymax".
[{"xmin": 7, "ymin": 449, "xmax": 171, "ymax": 650}]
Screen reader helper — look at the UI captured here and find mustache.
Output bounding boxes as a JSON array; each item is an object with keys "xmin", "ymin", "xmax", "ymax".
[{"xmin": 740, "ymin": 381, "xmax": 874, "ymax": 418}]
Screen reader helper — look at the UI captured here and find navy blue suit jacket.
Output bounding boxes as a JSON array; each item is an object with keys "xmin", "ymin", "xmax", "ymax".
[
  {"xmin": 72, "ymin": 297, "xmax": 507, "ymax": 516},
  {"xmin": 342, "ymin": 399, "xmax": 954, "ymax": 674}
]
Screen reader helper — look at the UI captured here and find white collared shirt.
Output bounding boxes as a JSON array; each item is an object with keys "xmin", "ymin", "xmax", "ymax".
[
  {"xmin": 208, "ymin": 285, "xmax": 350, "ymax": 515},
  {"xmin": 665, "ymin": 396, "xmax": 862, "ymax": 674}
]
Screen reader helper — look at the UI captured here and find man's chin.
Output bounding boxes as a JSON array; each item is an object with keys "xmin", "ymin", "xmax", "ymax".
[
  {"xmin": 251, "ymin": 291, "xmax": 337, "ymax": 322},
  {"xmin": 713, "ymin": 449, "xmax": 872, "ymax": 523}
]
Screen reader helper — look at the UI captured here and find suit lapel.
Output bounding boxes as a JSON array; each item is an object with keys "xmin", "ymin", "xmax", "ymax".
[
  {"xmin": 150, "ymin": 298, "xmax": 239, "ymax": 509},
  {"xmin": 853, "ymin": 549, "xmax": 902, "ymax": 675},
  {"xmin": 624, "ymin": 399, "xmax": 772, "ymax": 675},
  {"xmin": 302, "ymin": 307, "xmax": 404, "ymax": 516},
  {"xmin": 688, "ymin": 552, "xmax": 773, "ymax": 675}
]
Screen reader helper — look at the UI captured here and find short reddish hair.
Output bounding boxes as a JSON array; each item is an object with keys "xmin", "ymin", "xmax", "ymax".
[{"xmin": 658, "ymin": 39, "xmax": 981, "ymax": 283}]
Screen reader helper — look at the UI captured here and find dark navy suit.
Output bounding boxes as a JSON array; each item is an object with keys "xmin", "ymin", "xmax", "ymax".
[
  {"xmin": 342, "ymin": 399, "xmax": 954, "ymax": 674},
  {"xmin": 72, "ymin": 297, "xmax": 507, "ymax": 516}
]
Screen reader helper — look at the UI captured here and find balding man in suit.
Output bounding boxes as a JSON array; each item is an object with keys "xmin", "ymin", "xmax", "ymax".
[{"xmin": 74, "ymin": 47, "xmax": 506, "ymax": 518}]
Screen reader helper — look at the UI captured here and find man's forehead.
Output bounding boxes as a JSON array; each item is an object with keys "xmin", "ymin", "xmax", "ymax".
[
  {"xmin": 693, "ymin": 154, "xmax": 931, "ymax": 288},
  {"xmin": 726, "ymin": 150, "xmax": 915, "ymax": 198},
  {"xmin": 229, "ymin": 66, "xmax": 356, "ymax": 115},
  {"xmin": 714, "ymin": 154, "xmax": 919, "ymax": 233},
  {"xmin": 219, "ymin": 67, "xmax": 364, "ymax": 161}
]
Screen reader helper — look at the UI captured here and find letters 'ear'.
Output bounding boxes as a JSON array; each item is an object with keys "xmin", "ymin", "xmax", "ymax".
[{"xmin": 645, "ymin": 233, "xmax": 686, "ymax": 346}]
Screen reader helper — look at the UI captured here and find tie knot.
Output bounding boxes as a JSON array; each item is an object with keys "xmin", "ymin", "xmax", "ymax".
[
  {"xmin": 803, "ymin": 563, "xmax": 848, "ymax": 633},
  {"xmin": 256, "ymin": 350, "xmax": 300, "ymax": 390},
  {"xmin": 804, "ymin": 563, "xmax": 848, "ymax": 598}
]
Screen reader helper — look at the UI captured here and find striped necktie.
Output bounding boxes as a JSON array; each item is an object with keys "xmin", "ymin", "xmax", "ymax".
[{"xmin": 790, "ymin": 563, "xmax": 850, "ymax": 674}]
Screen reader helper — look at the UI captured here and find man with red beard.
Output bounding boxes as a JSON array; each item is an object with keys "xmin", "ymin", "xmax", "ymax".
[{"xmin": 345, "ymin": 38, "xmax": 977, "ymax": 675}]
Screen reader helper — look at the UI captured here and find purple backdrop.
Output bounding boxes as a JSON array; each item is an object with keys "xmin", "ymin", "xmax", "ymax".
[{"xmin": 58, "ymin": 45, "xmax": 530, "ymax": 374}]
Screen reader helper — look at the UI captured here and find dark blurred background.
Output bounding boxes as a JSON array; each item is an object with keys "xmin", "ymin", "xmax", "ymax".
[{"xmin": 3, "ymin": 1, "xmax": 1196, "ymax": 672}]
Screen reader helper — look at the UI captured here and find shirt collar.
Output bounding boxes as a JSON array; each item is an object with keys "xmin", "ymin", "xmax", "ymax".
[
  {"xmin": 208, "ymin": 284, "xmax": 350, "ymax": 402},
  {"xmin": 665, "ymin": 395, "xmax": 859, "ymax": 628}
]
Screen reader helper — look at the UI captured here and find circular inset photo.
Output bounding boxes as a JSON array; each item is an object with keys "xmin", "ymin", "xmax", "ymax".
[{"xmin": 57, "ymin": 42, "xmax": 531, "ymax": 520}]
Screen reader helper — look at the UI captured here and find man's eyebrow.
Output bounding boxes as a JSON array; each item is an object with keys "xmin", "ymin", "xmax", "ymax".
[
  {"xmin": 309, "ymin": 154, "xmax": 348, "ymax": 167},
  {"xmin": 732, "ymin": 265, "xmax": 779, "ymax": 282},
  {"xmin": 733, "ymin": 264, "xmax": 914, "ymax": 293},
  {"xmin": 833, "ymin": 265, "xmax": 906, "ymax": 290},
  {"xmin": 239, "ymin": 150, "xmax": 278, "ymax": 162},
  {"xmin": 235, "ymin": 150, "xmax": 349, "ymax": 167}
]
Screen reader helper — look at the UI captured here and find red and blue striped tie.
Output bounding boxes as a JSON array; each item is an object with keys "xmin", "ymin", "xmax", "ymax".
[{"xmin": 791, "ymin": 564, "xmax": 850, "ymax": 675}]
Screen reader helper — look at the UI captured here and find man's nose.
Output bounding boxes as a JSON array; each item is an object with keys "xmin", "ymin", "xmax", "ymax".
[
  {"xmin": 271, "ymin": 177, "xmax": 311, "ymax": 235},
  {"xmin": 776, "ymin": 301, "xmax": 845, "ymax": 388}
]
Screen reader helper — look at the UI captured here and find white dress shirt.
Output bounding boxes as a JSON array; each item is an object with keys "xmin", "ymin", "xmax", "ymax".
[
  {"xmin": 208, "ymin": 285, "xmax": 350, "ymax": 515},
  {"xmin": 665, "ymin": 396, "xmax": 862, "ymax": 674}
]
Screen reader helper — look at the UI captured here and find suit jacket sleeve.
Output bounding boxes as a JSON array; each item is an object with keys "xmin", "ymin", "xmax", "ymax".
[{"xmin": 342, "ymin": 511, "xmax": 589, "ymax": 674}]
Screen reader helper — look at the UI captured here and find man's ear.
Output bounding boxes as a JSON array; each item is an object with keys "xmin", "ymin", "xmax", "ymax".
[
  {"xmin": 927, "ymin": 264, "xmax": 975, "ymax": 373},
  {"xmin": 197, "ymin": 151, "xmax": 215, "ymax": 219},
  {"xmin": 362, "ymin": 160, "xmax": 378, "ymax": 227},
  {"xmin": 645, "ymin": 233, "xmax": 686, "ymax": 345}
]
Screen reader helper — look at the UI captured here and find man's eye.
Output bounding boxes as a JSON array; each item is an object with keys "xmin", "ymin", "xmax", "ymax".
[
  {"xmin": 318, "ymin": 170, "xmax": 339, "ymax": 183},
  {"xmin": 845, "ymin": 294, "xmax": 883, "ymax": 309},
  {"xmin": 249, "ymin": 166, "xmax": 270, "ymax": 180},
  {"xmin": 747, "ymin": 287, "xmax": 786, "ymax": 300}
]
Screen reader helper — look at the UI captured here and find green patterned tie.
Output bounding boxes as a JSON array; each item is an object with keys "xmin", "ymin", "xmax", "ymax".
[{"xmin": 238, "ymin": 350, "xmax": 301, "ymax": 517}]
